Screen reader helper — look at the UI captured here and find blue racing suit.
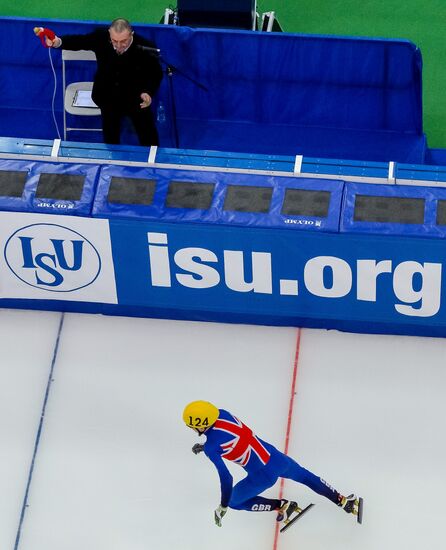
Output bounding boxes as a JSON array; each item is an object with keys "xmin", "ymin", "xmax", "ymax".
[{"xmin": 203, "ymin": 409, "xmax": 340, "ymax": 511}]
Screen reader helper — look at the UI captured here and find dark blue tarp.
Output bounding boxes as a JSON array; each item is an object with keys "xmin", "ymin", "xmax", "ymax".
[
  {"xmin": 0, "ymin": 17, "xmax": 425, "ymax": 162},
  {"xmin": 340, "ymin": 181, "xmax": 446, "ymax": 238},
  {"xmin": 0, "ymin": 159, "xmax": 99, "ymax": 215},
  {"xmin": 92, "ymin": 164, "xmax": 344, "ymax": 232}
]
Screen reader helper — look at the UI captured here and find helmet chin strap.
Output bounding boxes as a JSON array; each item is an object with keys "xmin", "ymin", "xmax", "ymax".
[{"xmin": 196, "ymin": 426, "xmax": 212, "ymax": 435}]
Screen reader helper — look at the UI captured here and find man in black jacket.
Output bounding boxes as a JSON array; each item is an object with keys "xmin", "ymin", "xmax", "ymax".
[{"xmin": 47, "ymin": 18, "xmax": 163, "ymax": 146}]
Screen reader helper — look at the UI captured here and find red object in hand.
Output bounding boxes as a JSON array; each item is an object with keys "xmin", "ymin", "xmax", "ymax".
[{"xmin": 33, "ymin": 27, "xmax": 56, "ymax": 47}]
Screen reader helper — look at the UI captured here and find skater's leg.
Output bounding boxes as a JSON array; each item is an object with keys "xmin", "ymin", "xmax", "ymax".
[
  {"xmin": 282, "ymin": 456, "xmax": 340, "ymax": 503},
  {"xmin": 281, "ymin": 455, "xmax": 362, "ymax": 518},
  {"xmin": 229, "ymin": 469, "xmax": 281, "ymax": 512}
]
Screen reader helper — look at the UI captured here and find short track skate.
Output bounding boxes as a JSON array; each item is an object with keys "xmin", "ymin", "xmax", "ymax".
[{"xmin": 279, "ymin": 503, "xmax": 315, "ymax": 533}]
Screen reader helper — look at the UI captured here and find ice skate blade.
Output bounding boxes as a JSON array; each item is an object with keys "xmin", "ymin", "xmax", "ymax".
[
  {"xmin": 357, "ymin": 497, "xmax": 364, "ymax": 524},
  {"xmin": 280, "ymin": 503, "xmax": 314, "ymax": 533}
]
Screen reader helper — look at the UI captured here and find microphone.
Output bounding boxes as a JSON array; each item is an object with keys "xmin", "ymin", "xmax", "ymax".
[
  {"xmin": 137, "ymin": 45, "xmax": 161, "ymax": 56},
  {"xmin": 34, "ymin": 27, "xmax": 56, "ymax": 47}
]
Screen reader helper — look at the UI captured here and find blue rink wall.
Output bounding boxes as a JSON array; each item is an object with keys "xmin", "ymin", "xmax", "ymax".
[
  {"xmin": 1, "ymin": 156, "xmax": 446, "ymax": 338},
  {"xmin": 0, "ymin": 16, "xmax": 425, "ymax": 162}
]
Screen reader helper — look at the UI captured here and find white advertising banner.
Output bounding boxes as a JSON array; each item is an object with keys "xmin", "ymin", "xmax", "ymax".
[{"xmin": 0, "ymin": 212, "xmax": 117, "ymax": 304}]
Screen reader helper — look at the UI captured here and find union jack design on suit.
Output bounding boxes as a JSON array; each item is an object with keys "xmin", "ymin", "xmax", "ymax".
[{"xmin": 213, "ymin": 416, "xmax": 271, "ymax": 466}]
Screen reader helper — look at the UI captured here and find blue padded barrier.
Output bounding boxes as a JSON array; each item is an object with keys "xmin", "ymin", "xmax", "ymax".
[
  {"xmin": 0, "ymin": 159, "xmax": 100, "ymax": 216},
  {"xmin": 0, "ymin": 160, "xmax": 36, "ymax": 212},
  {"xmin": 2, "ymin": 151, "xmax": 446, "ymax": 336},
  {"xmin": 154, "ymin": 148, "xmax": 296, "ymax": 173},
  {"xmin": 431, "ymin": 189, "xmax": 446, "ymax": 238},
  {"xmin": 59, "ymin": 141, "xmax": 153, "ymax": 163},
  {"xmin": 395, "ymin": 163, "xmax": 446, "ymax": 186},
  {"xmin": 92, "ymin": 165, "xmax": 344, "ymax": 232},
  {"xmin": 340, "ymin": 181, "xmax": 442, "ymax": 238},
  {"xmin": 0, "ymin": 138, "xmax": 299, "ymax": 173},
  {"xmin": 301, "ymin": 157, "xmax": 390, "ymax": 180},
  {"xmin": 28, "ymin": 162, "xmax": 100, "ymax": 216},
  {"xmin": 0, "ymin": 136, "xmax": 155, "ymax": 164},
  {"xmin": 4, "ymin": 138, "xmax": 446, "ymax": 189},
  {"xmin": 0, "ymin": 137, "xmax": 55, "ymax": 157},
  {"xmin": 1, "ymin": 212, "xmax": 446, "ymax": 337},
  {"xmin": 106, "ymin": 219, "xmax": 446, "ymax": 335}
]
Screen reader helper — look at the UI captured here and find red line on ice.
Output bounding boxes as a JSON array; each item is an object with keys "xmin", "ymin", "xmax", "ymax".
[{"xmin": 272, "ymin": 328, "xmax": 302, "ymax": 550}]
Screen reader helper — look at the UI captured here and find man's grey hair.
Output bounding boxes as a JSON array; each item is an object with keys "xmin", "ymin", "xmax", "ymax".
[{"xmin": 110, "ymin": 18, "xmax": 133, "ymax": 33}]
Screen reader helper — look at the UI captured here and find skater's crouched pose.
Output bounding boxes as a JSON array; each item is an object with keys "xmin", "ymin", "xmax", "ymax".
[{"xmin": 183, "ymin": 400, "xmax": 361, "ymax": 528}]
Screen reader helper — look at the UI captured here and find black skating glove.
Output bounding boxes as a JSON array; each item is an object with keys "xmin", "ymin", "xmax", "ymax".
[{"xmin": 192, "ymin": 443, "xmax": 204, "ymax": 455}]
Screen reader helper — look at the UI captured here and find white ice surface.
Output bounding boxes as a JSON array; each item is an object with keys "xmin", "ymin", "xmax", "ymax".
[
  {"xmin": 283, "ymin": 330, "xmax": 446, "ymax": 550},
  {"xmin": 1, "ymin": 310, "xmax": 446, "ymax": 550},
  {"xmin": 0, "ymin": 309, "xmax": 61, "ymax": 550}
]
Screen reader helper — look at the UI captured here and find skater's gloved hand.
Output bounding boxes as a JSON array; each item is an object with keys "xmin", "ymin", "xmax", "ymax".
[
  {"xmin": 214, "ymin": 504, "xmax": 228, "ymax": 527},
  {"xmin": 192, "ymin": 443, "xmax": 204, "ymax": 455}
]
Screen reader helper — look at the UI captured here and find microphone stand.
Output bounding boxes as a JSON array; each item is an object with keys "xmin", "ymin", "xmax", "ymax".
[{"xmin": 146, "ymin": 49, "xmax": 208, "ymax": 149}]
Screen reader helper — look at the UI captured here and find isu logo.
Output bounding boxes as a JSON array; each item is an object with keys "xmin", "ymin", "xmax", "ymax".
[{"xmin": 4, "ymin": 223, "xmax": 101, "ymax": 292}]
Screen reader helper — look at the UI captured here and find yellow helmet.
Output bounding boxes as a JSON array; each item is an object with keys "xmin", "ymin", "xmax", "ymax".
[{"xmin": 183, "ymin": 400, "xmax": 219, "ymax": 431}]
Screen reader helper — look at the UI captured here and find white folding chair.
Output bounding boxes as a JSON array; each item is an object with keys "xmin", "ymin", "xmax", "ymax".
[{"xmin": 62, "ymin": 50, "xmax": 101, "ymax": 140}]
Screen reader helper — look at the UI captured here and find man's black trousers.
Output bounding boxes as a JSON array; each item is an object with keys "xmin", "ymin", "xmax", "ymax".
[{"xmin": 100, "ymin": 105, "xmax": 159, "ymax": 146}]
